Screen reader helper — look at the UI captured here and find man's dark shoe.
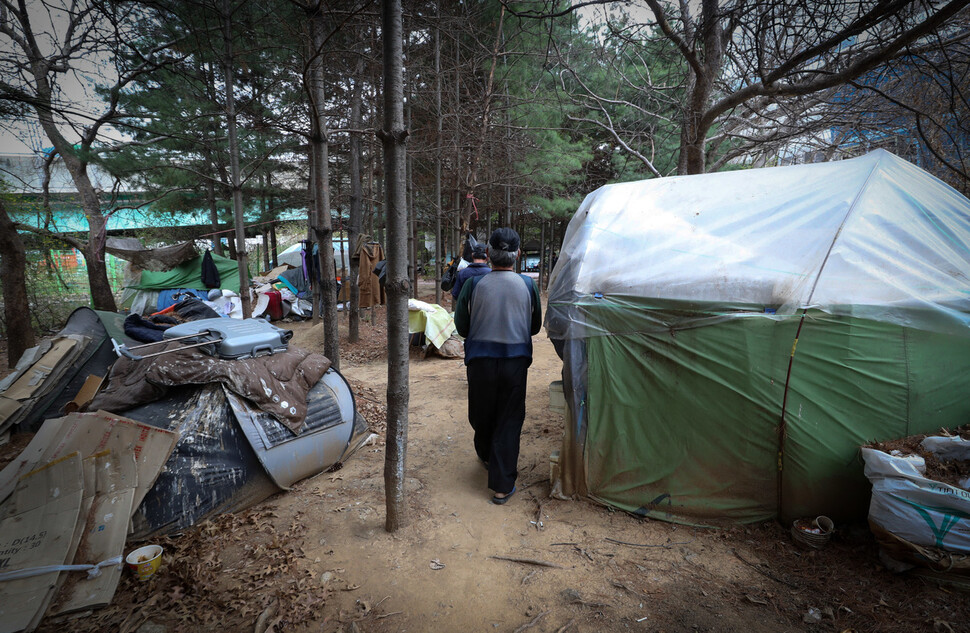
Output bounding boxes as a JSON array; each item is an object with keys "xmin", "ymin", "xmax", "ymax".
[{"xmin": 491, "ymin": 486, "xmax": 516, "ymax": 505}]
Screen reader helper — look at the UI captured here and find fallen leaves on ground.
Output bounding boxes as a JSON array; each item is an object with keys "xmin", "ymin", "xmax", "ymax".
[{"xmin": 39, "ymin": 509, "xmax": 328, "ymax": 633}]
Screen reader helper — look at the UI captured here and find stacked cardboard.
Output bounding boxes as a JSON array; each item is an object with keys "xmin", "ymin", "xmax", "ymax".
[
  {"xmin": 0, "ymin": 337, "xmax": 89, "ymax": 435},
  {"xmin": 0, "ymin": 412, "xmax": 178, "ymax": 632}
]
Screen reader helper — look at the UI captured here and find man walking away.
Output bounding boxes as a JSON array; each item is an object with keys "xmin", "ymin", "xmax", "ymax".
[
  {"xmin": 451, "ymin": 241, "xmax": 489, "ymax": 300},
  {"xmin": 455, "ymin": 228, "xmax": 542, "ymax": 504}
]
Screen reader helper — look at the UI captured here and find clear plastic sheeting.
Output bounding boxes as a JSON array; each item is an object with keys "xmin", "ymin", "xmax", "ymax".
[
  {"xmin": 547, "ymin": 150, "xmax": 970, "ymax": 340},
  {"xmin": 545, "ymin": 151, "xmax": 970, "ymax": 524}
]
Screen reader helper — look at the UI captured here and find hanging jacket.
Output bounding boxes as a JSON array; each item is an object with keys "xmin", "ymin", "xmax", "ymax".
[{"xmin": 201, "ymin": 250, "xmax": 222, "ymax": 288}]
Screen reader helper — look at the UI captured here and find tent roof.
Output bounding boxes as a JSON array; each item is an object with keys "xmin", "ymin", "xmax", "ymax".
[
  {"xmin": 127, "ymin": 252, "xmax": 241, "ymax": 293},
  {"xmin": 548, "ymin": 150, "xmax": 970, "ymax": 336}
]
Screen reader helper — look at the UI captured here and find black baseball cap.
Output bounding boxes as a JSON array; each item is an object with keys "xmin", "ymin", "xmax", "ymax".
[{"xmin": 488, "ymin": 227, "xmax": 520, "ymax": 252}]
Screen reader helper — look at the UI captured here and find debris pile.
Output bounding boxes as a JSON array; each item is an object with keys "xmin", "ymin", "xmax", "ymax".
[
  {"xmin": 0, "ymin": 308, "xmax": 371, "ymax": 631},
  {"xmin": 868, "ymin": 426, "xmax": 970, "ymax": 489}
]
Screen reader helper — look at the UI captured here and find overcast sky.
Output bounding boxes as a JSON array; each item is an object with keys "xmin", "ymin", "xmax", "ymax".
[{"xmin": 0, "ymin": 0, "xmax": 120, "ymax": 156}]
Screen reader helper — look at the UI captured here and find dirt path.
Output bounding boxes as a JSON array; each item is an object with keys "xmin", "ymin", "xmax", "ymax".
[
  {"xmin": 19, "ymin": 293, "xmax": 968, "ymax": 633},
  {"xmin": 277, "ymin": 320, "xmax": 839, "ymax": 633}
]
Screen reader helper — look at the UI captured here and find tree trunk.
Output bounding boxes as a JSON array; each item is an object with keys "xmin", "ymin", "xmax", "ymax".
[
  {"xmin": 260, "ymin": 174, "xmax": 270, "ymax": 271},
  {"xmin": 198, "ymin": 58, "xmax": 224, "ymax": 257},
  {"xmin": 222, "ymin": 0, "xmax": 252, "ymax": 319},
  {"xmin": 348, "ymin": 57, "xmax": 365, "ymax": 344},
  {"xmin": 308, "ymin": 146, "xmax": 321, "ymax": 324},
  {"xmin": 381, "ymin": 0, "xmax": 410, "ymax": 533},
  {"xmin": 339, "ymin": 231, "xmax": 347, "ymax": 301},
  {"xmin": 460, "ymin": 5, "xmax": 505, "ymax": 232},
  {"xmin": 405, "ymin": 48, "xmax": 416, "ymax": 299},
  {"xmin": 434, "ymin": 8, "xmax": 443, "ymax": 306},
  {"xmin": 83, "ymin": 215, "xmax": 117, "ymax": 311},
  {"xmin": 682, "ymin": 70, "xmax": 713, "ymax": 175},
  {"xmin": 539, "ymin": 220, "xmax": 546, "ymax": 293},
  {"xmin": 308, "ymin": 6, "xmax": 340, "ymax": 368},
  {"xmin": 375, "ymin": 163, "xmax": 385, "ymax": 245},
  {"xmin": 367, "ymin": 134, "xmax": 375, "ymax": 238},
  {"xmin": 261, "ymin": 230, "xmax": 270, "ymax": 271},
  {"xmin": 38, "ymin": 146, "xmax": 116, "ymax": 311},
  {"xmin": 680, "ymin": 0, "xmax": 722, "ymax": 174},
  {"xmin": 30, "ymin": 80, "xmax": 115, "ymax": 310},
  {"xmin": 453, "ymin": 38, "xmax": 461, "ymax": 265},
  {"xmin": 0, "ymin": 199, "xmax": 36, "ymax": 367},
  {"xmin": 408, "ymin": 149, "xmax": 417, "ymax": 298}
]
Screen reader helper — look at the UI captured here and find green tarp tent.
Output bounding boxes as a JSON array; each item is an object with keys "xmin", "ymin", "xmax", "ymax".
[
  {"xmin": 127, "ymin": 252, "xmax": 241, "ymax": 293},
  {"xmin": 545, "ymin": 150, "xmax": 970, "ymax": 525}
]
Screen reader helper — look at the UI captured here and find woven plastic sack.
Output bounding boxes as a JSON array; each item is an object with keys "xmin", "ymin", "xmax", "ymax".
[{"xmin": 862, "ymin": 440, "xmax": 970, "ymax": 568}]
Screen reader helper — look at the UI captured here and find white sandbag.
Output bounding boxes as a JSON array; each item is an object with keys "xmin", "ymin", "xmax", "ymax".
[{"xmin": 861, "ymin": 446, "xmax": 970, "ymax": 554}]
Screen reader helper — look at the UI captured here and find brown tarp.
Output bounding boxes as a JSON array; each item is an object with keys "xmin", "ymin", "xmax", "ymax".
[
  {"xmin": 86, "ymin": 344, "xmax": 331, "ymax": 433},
  {"xmin": 105, "ymin": 238, "xmax": 197, "ymax": 272}
]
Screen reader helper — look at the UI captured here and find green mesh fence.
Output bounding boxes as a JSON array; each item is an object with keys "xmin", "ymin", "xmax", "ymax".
[{"xmin": 3, "ymin": 249, "xmax": 128, "ymax": 335}]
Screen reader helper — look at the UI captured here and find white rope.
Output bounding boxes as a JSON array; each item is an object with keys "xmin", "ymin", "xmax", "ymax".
[{"xmin": 0, "ymin": 555, "xmax": 123, "ymax": 582}]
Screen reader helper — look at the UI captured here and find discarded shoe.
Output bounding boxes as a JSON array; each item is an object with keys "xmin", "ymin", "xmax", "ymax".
[{"xmin": 491, "ymin": 486, "xmax": 516, "ymax": 505}]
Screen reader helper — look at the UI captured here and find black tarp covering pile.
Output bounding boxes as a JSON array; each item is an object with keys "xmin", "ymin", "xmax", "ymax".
[{"xmin": 125, "ymin": 384, "xmax": 280, "ymax": 538}]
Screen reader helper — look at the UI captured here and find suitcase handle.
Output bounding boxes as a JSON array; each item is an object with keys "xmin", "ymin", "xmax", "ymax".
[{"xmin": 251, "ymin": 344, "xmax": 275, "ymax": 358}]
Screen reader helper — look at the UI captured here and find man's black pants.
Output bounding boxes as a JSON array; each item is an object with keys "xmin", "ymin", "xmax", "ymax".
[{"xmin": 466, "ymin": 356, "xmax": 530, "ymax": 495}]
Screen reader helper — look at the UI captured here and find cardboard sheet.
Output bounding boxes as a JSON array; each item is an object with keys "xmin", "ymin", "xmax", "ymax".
[
  {"xmin": 0, "ymin": 397, "xmax": 19, "ymax": 427},
  {"xmin": 0, "ymin": 418, "xmax": 66, "ymax": 504},
  {"xmin": 0, "ymin": 412, "xmax": 177, "ymax": 512},
  {"xmin": 261, "ymin": 264, "xmax": 291, "ymax": 281},
  {"xmin": 87, "ymin": 411, "xmax": 177, "ymax": 512},
  {"xmin": 1, "ymin": 338, "xmax": 79, "ymax": 401},
  {"xmin": 49, "ymin": 450, "xmax": 136, "ymax": 614},
  {"xmin": 0, "ymin": 342, "xmax": 50, "ymax": 393},
  {"xmin": 0, "ymin": 453, "xmax": 84, "ymax": 633},
  {"xmin": 27, "ymin": 455, "xmax": 98, "ymax": 630}
]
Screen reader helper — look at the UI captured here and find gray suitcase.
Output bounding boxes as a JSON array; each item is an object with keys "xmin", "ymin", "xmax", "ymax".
[{"xmin": 161, "ymin": 318, "xmax": 293, "ymax": 359}]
